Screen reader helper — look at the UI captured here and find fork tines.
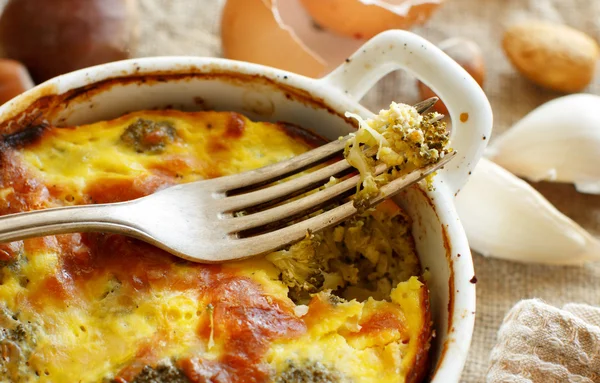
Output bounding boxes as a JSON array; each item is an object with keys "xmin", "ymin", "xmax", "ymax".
[{"xmin": 215, "ymin": 97, "xmax": 443, "ymax": 238}]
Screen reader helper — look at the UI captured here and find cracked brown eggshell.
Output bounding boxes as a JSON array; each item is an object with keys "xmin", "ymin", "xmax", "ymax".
[
  {"xmin": 221, "ymin": 0, "xmax": 440, "ymax": 78},
  {"xmin": 299, "ymin": 0, "xmax": 443, "ymax": 39},
  {"xmin": 221, "ymin": 0, "xmax": 327, "ymax": 78}
]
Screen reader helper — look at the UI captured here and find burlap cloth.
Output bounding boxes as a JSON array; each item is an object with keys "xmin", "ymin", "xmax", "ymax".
[
  {"xmin": 2, "ymin": 0, "xmax": 597, "ymax": 381},
  {"xmin": 136, "ymin": 0, "xmax": 600, "ymax": 381}
]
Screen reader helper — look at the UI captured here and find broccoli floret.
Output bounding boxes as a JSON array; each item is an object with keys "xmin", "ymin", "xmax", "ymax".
[
  {"xmin": 11, "ymin": 324, "xmax": 27, "ymax": 343},
  {"xmin": 265, "ymin": 234, "xmax": 326, "ymax": 303},
  {"xmin": 110, "ymin": 363, "xmax": 191, "ymax": 383},
  {"xmin": 273, "ymin": 360, "xmax": 344, "ymax": 383},
  {"xmin": 266, "ymin": 199, "xmax": 420, "ymax": 303},
  {"xmin": 0, "ymin": 306, "xmax": 38, "ymax": 382},
  {"xmin": 120, "ymin": 118, "xmax": 177, "ymax": 154}
]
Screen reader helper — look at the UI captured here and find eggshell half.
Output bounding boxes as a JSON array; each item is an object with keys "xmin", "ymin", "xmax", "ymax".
[
  {"xmin": 221, "ymin": 0, "xmax": 326, "ymax": 77},
  {"xmin": 299, "ymin": 0, "xmax": 443, "ymax": 39}
]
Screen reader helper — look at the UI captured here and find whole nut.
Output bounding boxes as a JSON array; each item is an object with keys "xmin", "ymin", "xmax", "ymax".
[
  {"xmin": 418, "ymin": 38, "xmax": 485, "ymax": 115},
  {"xmin": 0, "ymin": 59, "xmax": 34, "ymax": 105},
  {"xmin": 503, "ymin": 21, "xmax": 599, "ymax": 93},
  {"xmin": 0, "ymin": 0, "xmax": 138, "ymax": 83}
]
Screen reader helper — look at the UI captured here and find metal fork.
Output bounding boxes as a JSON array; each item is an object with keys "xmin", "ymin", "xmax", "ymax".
[{"xmin": 0, "ymin": 98, "xmax": 455, "ymax": 263}]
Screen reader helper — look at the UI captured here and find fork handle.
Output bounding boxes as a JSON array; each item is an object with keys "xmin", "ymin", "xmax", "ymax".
[{"xmin": 0, "ymin": 203, "xmax": 139, "ymax": 243}]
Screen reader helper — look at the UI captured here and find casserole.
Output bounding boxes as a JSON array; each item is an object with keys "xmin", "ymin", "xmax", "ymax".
[
  {"xmin": 0, "ymin": 30, "xmax": 492, "ymax": 381},
  {"xmin": 1, "ymin": 109, "xmax": 433, "ymax": 382}
]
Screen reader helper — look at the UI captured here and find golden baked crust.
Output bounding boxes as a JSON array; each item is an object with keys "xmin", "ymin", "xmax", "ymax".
[{"xmin": 0, "ymin": 110, "xmax": 431, "ymax": 383}]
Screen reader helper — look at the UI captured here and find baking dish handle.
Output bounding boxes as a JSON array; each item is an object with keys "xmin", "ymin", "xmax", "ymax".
[{"xmin": 320, "ymin": 30, "xmax": 493, "ymax": 196}]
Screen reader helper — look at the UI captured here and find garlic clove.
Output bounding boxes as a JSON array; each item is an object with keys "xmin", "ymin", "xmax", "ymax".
[
  {"xmin": 455, "ymin": 158, "xmax": 600, "ymax": 265},
  {"xmin": 573, "ymin": 181, "xmax": 600, "ymax": 195},
  {"xmin": 486, "ymin": 94, "xmax": 600, "ymax": 194}
]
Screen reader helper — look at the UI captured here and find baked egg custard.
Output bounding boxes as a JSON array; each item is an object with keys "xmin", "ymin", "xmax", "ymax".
[{"xmin": 0, "ymin": 110, "xmax": 432, "ymax": 383}]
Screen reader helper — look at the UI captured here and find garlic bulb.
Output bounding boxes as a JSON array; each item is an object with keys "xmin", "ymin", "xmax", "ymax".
[
  {"xmin": 455, "ymin": 158, "xmax": 600, "ymax": 264},
  {"xmin": 486, "ymin": 94, "xmax": 600, "ymax": 194}
]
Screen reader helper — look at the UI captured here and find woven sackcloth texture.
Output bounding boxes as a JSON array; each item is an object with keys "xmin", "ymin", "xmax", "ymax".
[
  {"xmin": 487, "ymin": 299, "xmax": 600, "ymax": 383},
  {"xmin": 1, "ymin": 0, "xmax": 599, "ymax": 382}
]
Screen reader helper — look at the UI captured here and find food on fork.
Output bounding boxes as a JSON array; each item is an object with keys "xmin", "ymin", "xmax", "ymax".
[
  {"xmin": 0, "ymin": 103, "xmax": 448, "ymax": 382},
  {"xmin": 344, "ymin": 102, "xmax": 449, "ymax": 207}
]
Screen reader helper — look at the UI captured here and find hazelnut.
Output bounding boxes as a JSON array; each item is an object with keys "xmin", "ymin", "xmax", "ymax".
[
  {"xmin": 0, "ymin": 59, "xmax": 34, "ymax": 105},
  {"xmin": 0, "ymin": 0, "xmax": 138, "ymax": 83}
]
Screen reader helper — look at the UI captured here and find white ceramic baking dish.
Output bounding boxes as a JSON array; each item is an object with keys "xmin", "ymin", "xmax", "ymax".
[{"xmin": 0, "ymin": 30, "xmax": 492, "ymax": 382}]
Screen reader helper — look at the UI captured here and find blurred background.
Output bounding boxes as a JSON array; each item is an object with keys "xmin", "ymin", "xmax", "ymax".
[{"xmin": 0, "ymin": 1, "xmax": 598, "ymax": 381}]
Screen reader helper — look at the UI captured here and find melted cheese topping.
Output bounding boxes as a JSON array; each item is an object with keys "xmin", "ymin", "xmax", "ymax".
[
  {"xmin": 268, "ymin": 277, "xmax": 428, "ymax": 382},
  {"xmin": 0, "ymin": 110, "xmax": 430, "ymax": 383},
  {"xmin": 21, "ymin": 111, "xmax": 313, "ymax": 204}
]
